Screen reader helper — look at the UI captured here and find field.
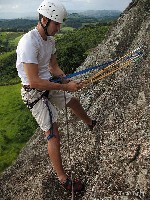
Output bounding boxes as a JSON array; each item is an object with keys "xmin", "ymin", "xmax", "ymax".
[
  {"xmin": 0, "ymin": 84, "xmax": 37, "ymax": 173},
  {"xmin": 0, "ymin": 31, "xmax": 37, "ymax": 173},
  {"xmin": 0, "ymin": 32, "xmax": 23, "ymax": 51}
]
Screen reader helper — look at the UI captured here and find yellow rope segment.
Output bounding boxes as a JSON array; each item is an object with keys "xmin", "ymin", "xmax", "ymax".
[{"xmin": 82, "ymin": 53, "xmax": 140, "ymax": 87}]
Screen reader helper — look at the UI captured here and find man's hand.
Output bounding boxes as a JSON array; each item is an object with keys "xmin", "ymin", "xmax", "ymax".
[
  {"xmin": 65, "ymin": 80, "xmax": 83, "ymax": 92},
  {"xmin": 59, "ymin": 75, "xmax": 70, "ymax": 84}
]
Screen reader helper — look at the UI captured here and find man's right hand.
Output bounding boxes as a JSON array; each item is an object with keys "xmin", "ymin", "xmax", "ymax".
[{"xmin": 65, "ymin": 80, "xmax": 83, "ymax": 92}]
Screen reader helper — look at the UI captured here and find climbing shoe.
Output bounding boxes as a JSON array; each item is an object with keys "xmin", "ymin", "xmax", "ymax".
[
  {"xmin": 62, "ymin": 177, "xmax": 84, "ymax": 192},
  {"xmin": 88, "ymin": 120, "xmax": 97, "ymax": 131}
]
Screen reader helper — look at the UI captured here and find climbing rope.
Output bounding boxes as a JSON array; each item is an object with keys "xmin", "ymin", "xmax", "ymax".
[
  {"xmin": 50, "ymin": 47, "xmax": 144, "ymax": 86},
  {"xmin": 63, "ymin": 91, "xmax": 74, "ymax": 199},
  {"xmin": 82, "ymin": 48, "xmax": 143, "ymax": 86}
]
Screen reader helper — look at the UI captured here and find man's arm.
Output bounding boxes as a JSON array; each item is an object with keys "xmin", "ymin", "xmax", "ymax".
[
  {"xmin": 49, "ymin": 54, "xmax": 65, "ymax": 77},
  {"xmin": 23, "ymin": 63, "xmax": 83, "ymax": 92}
]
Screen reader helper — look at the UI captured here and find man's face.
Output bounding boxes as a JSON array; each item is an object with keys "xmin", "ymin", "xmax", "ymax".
[{"xmin": 47, "ymin": 20, "xmax": 61, "ymax": 36}]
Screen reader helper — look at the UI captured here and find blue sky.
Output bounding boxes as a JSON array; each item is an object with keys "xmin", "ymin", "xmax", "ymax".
[{"xmin": 0, "ymin": 0, "xmax": 132, "ymax": 19}]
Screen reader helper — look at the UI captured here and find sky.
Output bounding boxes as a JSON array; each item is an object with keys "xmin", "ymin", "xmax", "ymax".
[{"xmin": 0, "ymin": 0, "xmax": 132, "ymax": 19}]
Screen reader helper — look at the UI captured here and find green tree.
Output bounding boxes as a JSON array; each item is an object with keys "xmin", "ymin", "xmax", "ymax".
[{"xmin": 57, "ymin": 42, "xmax": 86, "ymax": 74}]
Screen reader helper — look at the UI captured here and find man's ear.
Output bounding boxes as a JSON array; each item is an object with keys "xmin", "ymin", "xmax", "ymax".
[{"xmin": 41, "ymin": 16, "xmax": 48, "ymax": 26}]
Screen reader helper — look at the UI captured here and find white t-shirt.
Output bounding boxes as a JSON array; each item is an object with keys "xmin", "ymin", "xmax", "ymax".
[{"xmin": 16, "ymin": 28, "xmax": 56, "ymax": 85}]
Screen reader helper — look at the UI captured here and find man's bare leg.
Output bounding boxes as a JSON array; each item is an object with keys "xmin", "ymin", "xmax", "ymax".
[
  {"xmin": 45, "ymin": 122, "xmax": 67, "ymax": 183},
  {"xmin": 45, "ymin": 98, "xmax": 93, "ymax": 184},
  {"xmin": 66, "ymin": 97, "xmax": 93, "ymax": 125}
]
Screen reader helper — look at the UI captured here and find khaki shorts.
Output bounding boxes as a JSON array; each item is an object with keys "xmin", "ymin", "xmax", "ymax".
[{"xmin": 21, "ymin": 87, "xmax": 72, "ymax": 132}]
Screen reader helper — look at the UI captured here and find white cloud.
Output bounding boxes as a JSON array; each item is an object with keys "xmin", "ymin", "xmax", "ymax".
[
  {"xmin": 63, "ymin": 0, "xmax": 132, "ymax": 10},
  {"xmin": 12, "ymin": 5, "xmax": 19, "ymax": 9},
  {"xmin": 0, "ymin": 0, "xmax": 132, "ymax": 11},
  {"xmin": 0, "ymin": 0, "xmax": 132, "ymax": 18}
]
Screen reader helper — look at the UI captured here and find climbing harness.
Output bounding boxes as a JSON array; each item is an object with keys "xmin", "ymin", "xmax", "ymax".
[
  {"xmin": 50, "ymin": 47, "xmax": 144, "ymax": 86},
  {"xmin": 22, "ymin": 86, "xmax": 55, "ymax": 140},
  {"xmin": 42, "ymin": 94, "xmax": 55, "ymax": 140}
]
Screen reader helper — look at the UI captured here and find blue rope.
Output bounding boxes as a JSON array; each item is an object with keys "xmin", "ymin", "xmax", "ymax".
[
  {"xmin": 66, "ymin": 60, "xmax": 114, "ymax": 78},
  {"xmin": 50, "ymin": 50, "xmax": 143, "ymax": 83},
  {"xmin": 50, "ymin": 59, "xmax": 115, "ymax": 83}
]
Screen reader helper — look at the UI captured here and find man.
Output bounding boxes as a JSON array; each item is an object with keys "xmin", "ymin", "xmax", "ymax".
[{"xmin": 16, "ymin": 0, "xmax": 96, "ymax": 192}]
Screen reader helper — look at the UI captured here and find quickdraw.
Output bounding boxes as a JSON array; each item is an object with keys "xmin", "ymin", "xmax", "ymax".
[{"xmin": 50, "ymin": 47, "xmax": 144, "ymax": 86}]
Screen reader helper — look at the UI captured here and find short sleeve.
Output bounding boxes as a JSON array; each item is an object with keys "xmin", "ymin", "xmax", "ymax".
[{"xmin": 17, "ymin": 34, "xmax": 38, "ymax": 64}]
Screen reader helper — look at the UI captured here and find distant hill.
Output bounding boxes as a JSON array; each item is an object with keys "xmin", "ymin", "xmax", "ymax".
[
  {"xmin": 0, "ymin": 19, "xmax": 37, "ymax": 31},
  {"xmin": 0, "ymin": 10, "xmax": 121, "ymax": 20},
  {"xmin": 0, "ymin": 11, "xmax": 118, "ymax": 31},
  {"xmin": 79, "ymin": 10, "xmax": 121, "ymax": 18}
]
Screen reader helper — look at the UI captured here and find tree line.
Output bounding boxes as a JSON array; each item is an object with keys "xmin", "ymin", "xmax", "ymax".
[{"xmin": 0, "ymin": 13, "xmax": 114, "ymax": 31}]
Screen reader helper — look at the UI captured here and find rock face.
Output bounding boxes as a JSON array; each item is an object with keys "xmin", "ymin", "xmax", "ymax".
[{"xmin": 0, "ymin": 0, "xmax": 149, "ymax": 199}]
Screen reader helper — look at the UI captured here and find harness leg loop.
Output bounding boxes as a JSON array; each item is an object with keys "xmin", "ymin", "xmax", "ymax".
[
  {"xmin": 47, "ymin": 132, "xmax": 56, "ymax": 141},
  {"xmin": 42, "ymin": 93, "xmax": 56, "ymax": 141}
]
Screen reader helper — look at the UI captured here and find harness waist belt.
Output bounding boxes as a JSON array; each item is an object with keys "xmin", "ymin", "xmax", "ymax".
[{"xmin": 22, "ymin": 85, "xmax": 49, "ymax": 109}]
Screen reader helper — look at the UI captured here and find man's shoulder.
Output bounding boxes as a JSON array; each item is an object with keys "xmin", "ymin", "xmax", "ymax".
[
  {"xmin": 19, "ymin": 29, "xmax": 38, "ymax": 46},
  {"xmin": 22, "ymin": 29, "xmax": 37, "ymax": 40}
]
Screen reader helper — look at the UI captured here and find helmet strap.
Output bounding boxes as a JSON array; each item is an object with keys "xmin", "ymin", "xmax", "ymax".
[{"xmin": 40, "ymin": 19, "xmax": 51, "ymax": 36}]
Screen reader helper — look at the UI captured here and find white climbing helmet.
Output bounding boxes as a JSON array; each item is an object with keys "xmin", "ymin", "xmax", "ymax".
[{"xmin": 37, "ymin": 0, "xmax": 67, "ymax": 23}]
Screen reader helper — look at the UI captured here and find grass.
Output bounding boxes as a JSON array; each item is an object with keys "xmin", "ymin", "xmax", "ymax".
[
  {"xmin": 10, "ymin": 34, "xmax": 24, "ymax": 47},
  {"xmin": 0, "ymin": 32, "xmax": 23, "ymax": 43},
  {"xmin": 61, "ymin": 26, "xmax": 74, "ymax": 32},
  {"xmin": 0, "ymin": 32, "xmax": 23, "ymax": 51},
  {"xmin": 0, "ymin": 83, "xmax": 37, "ymax": 173}
]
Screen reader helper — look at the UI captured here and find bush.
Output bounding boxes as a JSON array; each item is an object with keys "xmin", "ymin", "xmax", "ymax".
[{"xmin": 56, "ymin": 24, "xmax": 109, "ymax": 75}]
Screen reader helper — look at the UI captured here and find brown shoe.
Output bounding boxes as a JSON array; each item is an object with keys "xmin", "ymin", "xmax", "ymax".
[
  {"xmin": 62, "ymin": 177, "xmax": 84, "ymax": 192},
  {"xmin": 88, "ymin": 120, "xmax": 97, "ymax": 131}
]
